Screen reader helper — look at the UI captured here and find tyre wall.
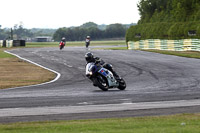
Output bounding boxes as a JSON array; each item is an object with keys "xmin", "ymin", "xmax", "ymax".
[
  {"xmin": 128, "ymin": 39, "xmax": 200, "ymax": 51},
  {"xmin": 0, "ymin": 40, "xmax": 26, "ymax": 47}
]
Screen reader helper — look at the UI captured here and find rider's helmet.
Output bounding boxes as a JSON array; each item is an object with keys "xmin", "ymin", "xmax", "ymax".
[
  {"xmin": 85, "ymin": 52, "xmax": 94, "ymax": 63},
  {"xmin": 86, "ymin": 36, "xmax": 90, "ymax": 39},
  {"xmin": 62, "ymin": 37, "xmax": 66, "ymax": 42}
]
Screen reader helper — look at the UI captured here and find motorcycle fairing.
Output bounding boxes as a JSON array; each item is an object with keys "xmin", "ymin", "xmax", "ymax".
[{"xmin": 98, "ymin": 68, "xmax": 119, "ymax": 87}]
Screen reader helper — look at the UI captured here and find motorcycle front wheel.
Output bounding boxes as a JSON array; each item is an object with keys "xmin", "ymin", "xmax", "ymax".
[
  {"xmin": 60, "ymin": 45, "xmax": 64, "ymax": 50},
  {"xmin": 94, "ymin": 74, "xmax": 109, "ymax": 91}
]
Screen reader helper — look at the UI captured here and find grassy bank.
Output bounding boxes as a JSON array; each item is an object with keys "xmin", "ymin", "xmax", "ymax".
[
  {"xmin": 0, "ymin": 49, "xmax": 56, "ymax": 89},
  {"xmin": 0, "ymin": 113, "xmax": 200, "ymax": 133}
]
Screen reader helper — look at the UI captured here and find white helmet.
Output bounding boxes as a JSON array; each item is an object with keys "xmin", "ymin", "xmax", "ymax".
[{"xmin": 62, "ymin": 37, "xmax": 66, "ymax": 41}]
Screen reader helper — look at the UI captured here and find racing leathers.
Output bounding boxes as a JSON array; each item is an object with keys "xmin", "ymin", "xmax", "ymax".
[{"xmin": 85, "ymin": 38, "xmax": 90, "ymax": 48}]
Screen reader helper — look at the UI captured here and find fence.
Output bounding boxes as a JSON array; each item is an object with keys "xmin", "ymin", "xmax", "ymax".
[{"xmin": 128, "ymin": 39, "xmax": 200, "ymax": 51}]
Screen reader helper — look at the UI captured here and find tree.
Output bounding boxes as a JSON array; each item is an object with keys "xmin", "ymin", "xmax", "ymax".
[
  {"xmin": 80, "ymin": 22, "xmax": 98, "ymax": 29},
  {"xmin": 53, "ymin": 23, "xmax": 128, "ymax": 41},
  {"xmin": 13, "ymin": 23, "xmax": 33, "ymax": 39},
  {"xmin": 137, "ymin": 0, "xmax": 200, "ymax": 23},
  {"xmin": 105, "ymin": 24, "xmax": 126, "ymax": 38},
  {"xmin": 53, "ymin": 27, "xmax": 68, "ymax": 41}
]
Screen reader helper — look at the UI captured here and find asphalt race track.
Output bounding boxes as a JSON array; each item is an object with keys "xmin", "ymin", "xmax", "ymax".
[{"xmin": 1, "ymin": 46, "xmax": 200, "ymax": 123}]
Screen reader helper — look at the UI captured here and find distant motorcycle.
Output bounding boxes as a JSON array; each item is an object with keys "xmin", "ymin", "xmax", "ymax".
[
  {"xmin": 88, "ymin": 62, "xmax": 126, "ymax": 91},
  {"xmin": 59, "ymin": 43, "xmax": 65, "ymax": 50}
]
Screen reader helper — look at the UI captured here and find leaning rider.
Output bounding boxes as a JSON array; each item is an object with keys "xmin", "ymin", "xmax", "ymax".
[
  {"xmin": 59, "ymin": 37, "xmax": 66, "ymax": 50},
  {"xmin": 85, "ymin": 52, "xmax": 120, "ymax": 81}
]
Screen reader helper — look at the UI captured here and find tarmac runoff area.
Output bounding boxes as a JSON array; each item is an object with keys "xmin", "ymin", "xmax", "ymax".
[{"xmin": 1, "ymin": 99, "xmax": 200, "ymax": 117}]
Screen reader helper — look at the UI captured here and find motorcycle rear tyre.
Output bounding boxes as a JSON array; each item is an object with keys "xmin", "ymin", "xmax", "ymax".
[
  {"xmin": 60, "ymin": 45, "xmax": 64, "ymax": 50},
  {"xmin": 118, "ymin": 78, "xmax": 126, "ymax": 90}
]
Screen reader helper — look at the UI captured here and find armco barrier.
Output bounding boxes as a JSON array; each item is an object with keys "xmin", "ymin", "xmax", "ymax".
[{"xmin": 128, "ymin": 39, "xmax": 200, "ymax": 51}]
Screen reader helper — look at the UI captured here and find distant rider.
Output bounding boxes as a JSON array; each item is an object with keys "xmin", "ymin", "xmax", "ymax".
[
  {"xmin": 85, "ymin": 52, "xmax": 120, "ymax": 85},
  {"xmin": 59, "ymin": 37, "xmax": 66, "ymax": 50},
  {"xmin": 85, "ymin": 36, "xmax": 90, "ymax": 48}
]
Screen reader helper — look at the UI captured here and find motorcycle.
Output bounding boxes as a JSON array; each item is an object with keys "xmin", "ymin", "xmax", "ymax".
[
  {"xmin": 59, "ymin": 42, "xmax": 65, "ymax": 50},
  {"xmin": 88, "ymin": 63, "xmax": 126, "ymax": 91}
]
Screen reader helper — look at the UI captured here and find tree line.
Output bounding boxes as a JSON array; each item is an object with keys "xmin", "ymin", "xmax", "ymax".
[
  {"xmin": 126, "ymin": 0, "xmax": 200, "ymax": 42},
  {"xmin": 1, "ymin": 22, "xmax": 135, "ymax": 41},
  {"xmin": 0, "ymin": 24, "xmax": 56, "ymax": 40},
  {"xmin": 53, "ymin": 22, "xmax": 134, "ymax": 41}
]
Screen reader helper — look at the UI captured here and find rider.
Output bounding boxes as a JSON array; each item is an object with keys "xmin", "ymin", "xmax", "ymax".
[
  {"xmin": 85, "ymin": 36, "xmax": 90, "ymax": 48},
  {"xmin": 85, "ymin": 52, "xmax": 120, "ymax": 83},
  {"xmin": 59, "ymin": 37, "xmax": 66, "ymax": 50}
]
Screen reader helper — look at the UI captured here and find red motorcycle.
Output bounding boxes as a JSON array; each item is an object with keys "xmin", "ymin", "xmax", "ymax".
[{"xmin": 59, "ymin": 41, "xmax": 65, "ymax": 50}]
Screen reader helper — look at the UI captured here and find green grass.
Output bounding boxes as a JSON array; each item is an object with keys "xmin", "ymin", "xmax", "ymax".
[
  {"xmin": 0, "ymin": 114, "xmax": 200, "ymax": 133},
  {"xmin": 0, "ymin": 50, "xmax": 14, "ymax": 58},
  {"xmin": 94, "ymin": 47, "xmax": 128, "ymax": 50},
  {"xmin": 26, "ymin": 40, "xmax": 126, "ymax": 47},
  {"xmin": 143, "ymin": 49, "xmax": 200, "ymax": 59}
]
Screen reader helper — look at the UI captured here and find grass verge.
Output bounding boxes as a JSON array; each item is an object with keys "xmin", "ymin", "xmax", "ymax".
[
  {"xmin": 104, "ymin": 47, "xmax": 200, "ymax": 59},
  {"xmin": 0, "ymin": 113, "xmax": 200, "ymax": 133},
  {"xmin": 26, "ymin": 40, "xmax": 126, "ymax": 47},
  {"xmin": 0, "ymin": 49, "xmax": 56, "ymax": 89},
  {"xmin": 142, "ymin": 49, "xmax": 200, "ymax": 59}
]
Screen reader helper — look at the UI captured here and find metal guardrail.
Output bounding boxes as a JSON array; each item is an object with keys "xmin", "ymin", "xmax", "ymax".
[{"xmin": 128, "ymin": 39, "xmax": 200, "ymax": 51}]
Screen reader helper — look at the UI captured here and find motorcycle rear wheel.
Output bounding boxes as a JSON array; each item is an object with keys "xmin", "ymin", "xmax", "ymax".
[
  {"xmin": 118, "ymin": 78, "xmax": 126, "ymax": 90},
  {"xmin": 60, "ymin": 45, "xmax": 64, "ymax": 50}
]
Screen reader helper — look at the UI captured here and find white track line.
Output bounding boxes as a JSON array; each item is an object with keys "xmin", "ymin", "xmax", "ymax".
[
  {"xmin": 4, "ymin": 50, "xmax": 61, "ymax": 90},
  {"xmin": 1, "ymin": 99, "xmax": 200, "ymax": 117}
]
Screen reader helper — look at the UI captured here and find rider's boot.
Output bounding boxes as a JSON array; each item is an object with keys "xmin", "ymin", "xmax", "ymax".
[{"xmin": 89, "ymin": 77, "xmax": 97, "ymax": 87}]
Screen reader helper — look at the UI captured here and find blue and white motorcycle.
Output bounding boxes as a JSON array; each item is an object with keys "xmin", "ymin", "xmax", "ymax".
[{"xmin": 88, "ymin": 63, "xmax": 126, "ymax": 91}]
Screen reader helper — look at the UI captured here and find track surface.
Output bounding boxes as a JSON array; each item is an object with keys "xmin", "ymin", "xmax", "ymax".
[{"xmin": 1, "ymin": 46, "xmax": 200, "ymax": 123}]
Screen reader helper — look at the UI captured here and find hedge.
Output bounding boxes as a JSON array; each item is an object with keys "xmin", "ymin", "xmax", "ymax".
[{"xmin": 126, "ymin": 22, "xmax": 200, "ymax": 42}]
